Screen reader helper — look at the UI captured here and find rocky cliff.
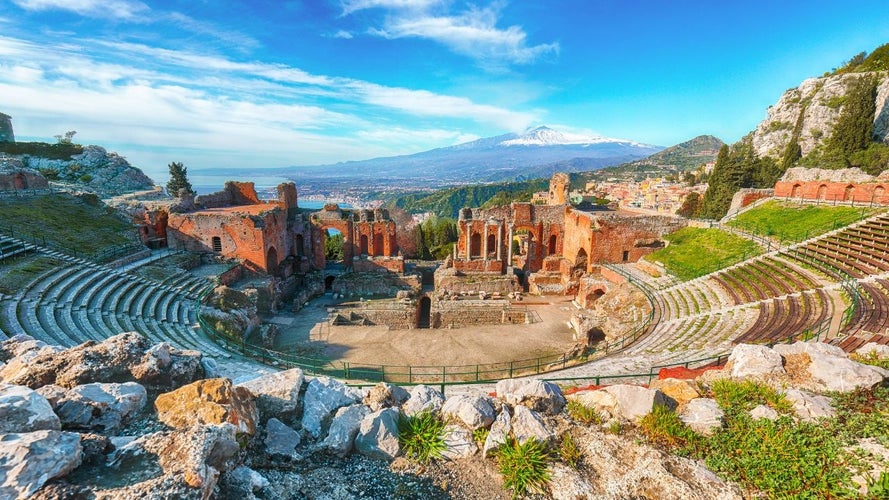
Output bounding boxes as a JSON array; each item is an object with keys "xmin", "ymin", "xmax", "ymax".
[
  {"xmin": 0, "ymin": 113, "xmax": 13, "ymax": 143},
  {"xmin": 750, "ymin": 71, "xmax": 889, "ymax": 159},
  {"xmin": 11, "ymin": 145, "xmax": 154, "ymax": 195}
]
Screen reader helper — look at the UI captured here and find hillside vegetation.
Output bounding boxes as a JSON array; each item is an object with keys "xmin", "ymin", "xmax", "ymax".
[
  {"xmin": 0, "ymin": 193, "xmax": 138, "ymax": 256},
  {"xmin": 388, "ymin": 179, "xmax": 548, "ymax": 218},
  {"xmin": 727, "ymin": 201, "xmax": 881, "ymax": 243},
  {"xmin": 643, "ymin": 227, "xmax": 761, "ymax": 280}
]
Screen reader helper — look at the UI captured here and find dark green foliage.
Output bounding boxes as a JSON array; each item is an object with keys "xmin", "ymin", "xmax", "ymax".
[
  {"xmin": 413, "ymin": 224, "xmax": 431, "ymax": 260},
  {"xmin": 390, "ymin": 179, "xmax": 548, "ymax": 218},
  {"xmin": 849, "ymin": 142, "xmax": 889, "ymax": 175},
  {"xmin": 397, "ymin": 411, "xmax": 446, "ymax": 463},
  {"xmin": 324, "ymin": 231, "xmax": 344, "ymax": 261},
  {"xmin": 0, "ymin": 141, "xmax": 83, "ymax": 160},
  {"xmin": 166, "ymin": 161, "xmax": 194, "ymax": 197},
  {"xmin": 676, "ymin": 192, "xmax": 702, "ymax": 219},
  {"xmin": 418, "ymin": 215, "xmax": 458, "ymax": 259},
  {"xmin": 37, "ymin": 168, "xmax": 59, "ymax": 180},
  {"xmin": 496, "ymin": 438, "xmax": 551, "ymax": 497},
  {"xmin": 710, "ymin": 379, "xmax": 792, "ymax": 417},
  {"xmin": 700, "ymin": 138, "xmax": 784, "ymax": 219},
  {"xmin": 824, "ymin": 75, "xmax": 878, "ymax": 166},
  {"xmin": 639, "ymin": 405, "xmax": 704, "ymax": 455},
  {"xmin": 833, "ymin": 44, "xmax": 889, "ymax": 74}
]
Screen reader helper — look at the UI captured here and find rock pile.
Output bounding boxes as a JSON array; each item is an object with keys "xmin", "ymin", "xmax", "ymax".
[{"xmin": 0, "ymin": 332, "xmax": 886, "ymax": 498}]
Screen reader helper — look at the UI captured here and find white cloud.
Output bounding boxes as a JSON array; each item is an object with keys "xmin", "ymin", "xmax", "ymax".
[
  {"xmin": 343, "ymin": 1, "xmax": 557, "ymax": 66},
  {"xmin": 11, "ymin": 0, "xmax": 149, "ymax": 20},
  {"xmin": 333, "ymin": 30, "xmax": 354, "ymax": 39}
]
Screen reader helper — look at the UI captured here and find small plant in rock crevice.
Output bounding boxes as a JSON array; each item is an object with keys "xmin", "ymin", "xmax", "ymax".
[
  {"xmin": 566, "ymin": 400, "xmax": 602, "ymax": 425},
  {"xmin": 472, "ymin": 427, "xmax": 489, "ymax": 445},
  {"xmin": 496, "ymin": 437, "xmax": 551, "ymax": 498},
  {"xmin": 397, "ymin": 411, "xmax": 446, "ymax": 463},
  {"xmin": 558, "ymin": 433, "xmax": 582, "ymax": 469}
]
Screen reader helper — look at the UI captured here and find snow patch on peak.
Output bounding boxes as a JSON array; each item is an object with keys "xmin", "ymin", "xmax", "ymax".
[{"xmin": 499, "ymin": 126, "xmax": 632, "ymax": 147}]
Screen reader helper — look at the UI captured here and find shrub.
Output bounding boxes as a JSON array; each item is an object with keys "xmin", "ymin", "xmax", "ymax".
[
  {"xmin": 639, "ymin": 405, "xmax": 703, "ymax": 455},
  {"xmin": 496, "ymin": 437, "xmax": 551, "ymax": 497},
  {"xmin": 566, "ymin": 400, "xmax": 602, "ymax": 425},
  {"xmin": 397, "ymin": 411, "xmax": 446, "ymax": 463},
  {"xmin": 79, "ymin": 174, "xmax": 93, "ymax": 183},
  {"xmin": 711, "ymin": 379, "xmax": 792, "ymax": 416},
  {"xmin": 37, "ymin": 167, "xmax": 59, "ymax": 180},
  {"xmin": 472, "ymin": 427, "xmax": 489, "ymax": 445},
  {"xmin": 558, "ymin": 433, "xmax": 582, "ymax": 469}
]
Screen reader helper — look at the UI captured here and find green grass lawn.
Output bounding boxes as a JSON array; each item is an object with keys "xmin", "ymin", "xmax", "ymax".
[
  {"xmin": 727, "ymin": 200, "xmax": 881, "ymax": 243},
  {"xmin": 0, "ymin": 193, "xmax": 138, "ymax": 256},
  {"xmin": 644, "ymin": 227, "xmax": 761, "ymax": 280}
]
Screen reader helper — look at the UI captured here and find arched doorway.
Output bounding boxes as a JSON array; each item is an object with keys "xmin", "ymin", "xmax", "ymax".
[
  {"xmin": 486, "ymin": 234, "xmax": 496, "ymax": 257},
  {"xmin": 586, "ymin": 289, "xmax": 605, "ymax": 304},
  {"xmin": 374, "ymin": 233, "xmax": 384, "ymax": 256},
  {"xmin": 548, "ymin": 235, "xmax": 557, "ymax": 255},
  {"xmin": 295, "ymin": 234, "xmax": 304, "ymax": 257},
  {"xmin": 844, "ymin": 184, "xmax": 855, "ymax": 202},
  {"xmin": 417, "ymin": 296, "xmax": 431, "ymax": 328},
  {"xmin": 817, "ymin": 184, "xmax": 828, "ymax": 201},
  {"xmin": 324, "ymin": 275, "xmax": 335, "ymax": 291},
  {"xmin": 470, "ymin": 233, "xmax": 482, "ymax": 258},
  {"xmin": 791, "ymin": 184, "xmax": 801, "ymax": 198},
  {"xmin": 875, "ymin": 186, "xmax": 886, "ymax": 204},
  {"xmin": 266, "ymin": 247, "xmax": 278, "ymax": 275},
  {"xmin": 211, "ymin": 236, "xmax": 222, "ymax": 253},
  {"xmin": 573, "ymin": 248, "xmax": 588, "ymax": 277},
  {"xmin": 359, "ymin": 234, "xmax": 369, "ymax": 255}
]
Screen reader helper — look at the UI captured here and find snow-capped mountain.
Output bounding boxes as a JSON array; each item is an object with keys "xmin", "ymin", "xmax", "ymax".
[{"xmin": 283, "ymin": 126, "xmax": 663, "ymax": 186}]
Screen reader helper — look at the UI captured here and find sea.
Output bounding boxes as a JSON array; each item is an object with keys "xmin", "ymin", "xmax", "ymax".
[{"xmin": 190, "ymin": 174, "xmax": 350, "ymax": 210}]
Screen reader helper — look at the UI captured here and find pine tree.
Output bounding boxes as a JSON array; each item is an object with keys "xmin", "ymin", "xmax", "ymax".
[
  {"xmin": 825, "ymin": 75, "xmax": 877, "ymax": 165},
  {"xmin": 166, "ymin": 161, "xmax": 194, "ymax": 197}
]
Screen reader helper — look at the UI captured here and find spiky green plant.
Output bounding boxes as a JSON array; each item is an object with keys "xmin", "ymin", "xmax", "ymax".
[
  {"xmin": 397, "ymin": 411, "xmax": 446, "ymax": 463},
  {"xmin": 566, "ymin": 400, "xmax": 602, "ymax": 425},
  {"xmin": 496, "ymin": 437, "xmax": 551, "ymax": 497},
  {"xmin": 558, "ymin": 433, "xmax": 582, "ymax": 469}
]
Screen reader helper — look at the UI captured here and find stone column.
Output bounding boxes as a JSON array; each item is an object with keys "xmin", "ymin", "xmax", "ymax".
[
  {"xmin": 507, "ymin": 224, "xmax": 514, "ymax": 263},
  {"xmin": 496, "ymin": 223, "xmax": 502, "ymax": 261},
  {"xmin": 483, "ymin": 223, "xmax": 489, "ymax": 262}
]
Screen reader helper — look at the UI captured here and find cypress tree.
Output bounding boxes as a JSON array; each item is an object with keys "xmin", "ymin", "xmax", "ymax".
[
  {"xmin": 166, "ymin": 161, "xmax": 194, "ymax": 197},
  {"xmin": 825, "ymin": 75, "xmax": 877, "ymax": 164}
]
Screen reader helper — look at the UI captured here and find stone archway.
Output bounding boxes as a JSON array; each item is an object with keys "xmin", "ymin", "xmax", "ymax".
[
  {"xmin": 359, "ymin": 234, "xmax": 369, "ymax": 255},
  {"xmin": 573, "ymin": 248, "xmax": 588, "ymax": 276},
  {"xmin": 875, "ymin": 186, "xmax": 886, "ymax": 204},
  {"xmin": 374, "ymin": 233, "xmax": 384, "ymax": 256},
  {"xmin": 817, "ymin": 184, "xmax": 828, "ymax": 201},
  {"xmin": 791, "ymin": 184, "xmax": 801, "ymax": 198},
  {"xmin": 266, "ymin": 247, "xmax": 279, "ymax": 275},
  {"xmin": 325, "ymin": 275, "xmax": 335, "ymax": 291},
  {"xmin": 844, "ymin": 184, "xmax": 855, "ymax": 202},
  {"xmin": 548, "ymin": 234, "xmax": 557, "ymax": 255},
  {"xmin": 470, "ymin": 233, "xmax": 482, "ymax": 258},
  {"xmin": 295, "ymin": 234, "xmax": 304, "ymax": 257}
]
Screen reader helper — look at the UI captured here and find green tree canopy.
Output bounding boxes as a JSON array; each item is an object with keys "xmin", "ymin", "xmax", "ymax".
[{"xmin": 166, "ymin": 161, "xmax": 194, "ymax": 197}]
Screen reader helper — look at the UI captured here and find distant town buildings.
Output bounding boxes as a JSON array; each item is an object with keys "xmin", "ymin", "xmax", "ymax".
[{"xmin": 581, "ymin": 177, "xmax": 707, "ymax": 215}]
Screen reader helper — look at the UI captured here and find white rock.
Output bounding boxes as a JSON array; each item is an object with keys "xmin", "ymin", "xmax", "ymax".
[
  {"xmin": 441, "ymin": 394, "xmax": 495, "ymax": 430},
  {"xmin": 773, "ymin": 341, "xmax": 846, "ymax": 358},
  {"xmin": 355, "ymin": 408, "xmax": 401, "ymax": 461},
  {"xmin": 402, "ymin": 384, "xmax": 445, "ymax": 416},
  {"xmin": 323, "ymin": 404, "xmax": 370, "ymax": 457},
  {"xmin": 0, "ymin": 383, "xmax": 60, "ymax": 433},
  {"xmin": 440, "ymin": 424, "xmax": 477, "ymax": 460},
  {"xmin": 727, "ymin": 344, "xmax": 785, "ymax": 379},
  {"xmin": 363, "ymin": 382, "xmax": 410, "ymax": 412},
  {"xmin": 511, "ymin": 405, "xmax": 553, "ymax": 444},
  {"xmin": 483, "ymin": 409, "xmax": 511, "ymax": 458},
  {"xmin": 567, "ymin": 389, "xmax": 618, "ymax": 421},
  {"xmin": 777, "ymin": 342, "xmax": 886, "ymax": 392},
  {"xmin": 56, "ymin": 382, "xmax": 147, "ymax": 432},
  {"xmin": 749, "ymin": 404, "xmax": 779, "ymax": 421},
  {"xmin": 679, "ymin": 398, "xmax": 724, "ymax": 436},
  {"xmin": 602, "ymin": 384, "xmax": 671, "ymax": 422},
  {"xmin": 228, "ymin": 466, "xmax": 269, "ymax": 493},
  {"xmin": 495, "ymin": 378, "xmax": 566, "ymax": 415},
  {"xmin": 300, "ymin": 377, "xmax": 361, "ymax": 439},
  {"xmin": 264, "ymin": 418, "xmax": 301, "ymax": 459},
  {"xmin": 239, "ymin": 368, "xmax": 304, "ymax": 417},
  {"xmin": 549, "ymin": 463, "xmax": 596, "ymax": 500},
  {"xmin": 855, "ymin": 342, "xmax": 889, "ymax": 359},
  {"xmin": 784, "ymin": 388, "xmax": 835, "ymax": 421},
  {"xmin": 0, "ymin": 430, "xmax": 82, "ymax": 498}
]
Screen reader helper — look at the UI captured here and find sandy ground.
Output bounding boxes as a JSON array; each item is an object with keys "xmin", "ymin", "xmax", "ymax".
[{"xmin": 272, "ymin": 294, "xmax": 580, "ymax": 367}]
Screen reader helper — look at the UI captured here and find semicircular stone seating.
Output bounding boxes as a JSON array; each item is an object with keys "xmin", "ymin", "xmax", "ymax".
[{"xmin": 0, "ymin": 240, "xmax": 261, "ymax": 376}]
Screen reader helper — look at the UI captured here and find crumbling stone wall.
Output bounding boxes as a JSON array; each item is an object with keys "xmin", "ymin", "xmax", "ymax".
[
  {"xmin": 727, "ymin": 188, "xmax": 774, "ymax": 214},
  {"xmin": 195, "ymin": 181, "xmax": 263, "ymax": 209},
  {"xmin": 0, "ymin": 112, "xmax": 14, "ymax": 143}
]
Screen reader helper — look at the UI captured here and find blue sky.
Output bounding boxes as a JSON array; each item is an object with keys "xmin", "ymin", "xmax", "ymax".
[{"xmin": 1, "ymin": 0, "xmax": 888, "ymax": 180}]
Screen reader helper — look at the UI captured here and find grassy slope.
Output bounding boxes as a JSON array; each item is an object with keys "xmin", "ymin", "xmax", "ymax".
[
  {"xmin": 727, "ymin": 200, "xmax": 881, "ymax": 243},
  {"xmin": 0, "ymin": 193, "xmax": 136, "ymax": 256},
  {"xmin": 644, "ymin": 227, "xmax": 761, "ymax": 280}
]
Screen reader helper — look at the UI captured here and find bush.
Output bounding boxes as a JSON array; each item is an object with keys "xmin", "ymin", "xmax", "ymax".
[
  {"xmin": 79, "ymin": 174, "xmax": 93, "ymax": 183},
  {"xmin": 711, "ymin": 379, "xmax": 792, "ymax": 416},
  {"xmin": 397, "ymin": 411, "xmax": 446, "ymax": 463},
  {"xmin": 639, "ymin": 405, "xmax": 704, "ymax": 455},
  {"xmin": 496, "ymin": 437, "xmax": 551, "ymax": 497},
  {"xmin": 566, "ymin": 400, "xmax": 602, "ymax": 425}
]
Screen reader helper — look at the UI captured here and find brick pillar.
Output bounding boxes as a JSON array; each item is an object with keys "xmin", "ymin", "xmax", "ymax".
[{"xmin": 507, "ymin": 224, "xmax": 514, "ymax": 263}]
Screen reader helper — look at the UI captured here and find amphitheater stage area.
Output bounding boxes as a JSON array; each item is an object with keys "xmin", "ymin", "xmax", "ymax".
[{"xmin": 273, "ymin": 295, "xmax": 580, "ymax": 367}]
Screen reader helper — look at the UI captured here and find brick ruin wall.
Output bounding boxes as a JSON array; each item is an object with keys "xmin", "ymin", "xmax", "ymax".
[
  {"xmin": 774, "ymin": 180, "xmax": 889, "ymax": 205},
  {"xmin": 333, "ymin": 299, "xmax": 529, "ymax": 330},
  {"xmin": 194, "ymin": 181, "xmax": 264, "ymax": 209},
  {"xmin": 727, "ymin": 188, "xmax": 774, "ymax": 214},
  {"xmin": 562, "ymin": 211, "xmax": 687, "ymax": 269},
  {"xmin": 0, "ymin": 171, "xmax": 49, "ymax": 190}
]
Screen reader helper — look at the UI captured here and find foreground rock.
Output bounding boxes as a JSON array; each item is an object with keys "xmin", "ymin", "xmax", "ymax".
[
  {"xmin": 441, "ymin": 394, "xmax": 495, "ymax": 430},
  {"xmin": 155, "ymin": 378, "xmax": 258, "ymax": 435},
  {"xmin": 0, "ymin": 430, "xmax": 82, "ymax": 498},
  {"xmin": 55, "ymin": 382, "xmax": 147, "ymax": 433},
  {"xmin": 301, "ymin": 377, "xmax": 361, "ymax": 439},
  {"xmin": 0, "ymin": 383, "xmax": 60, "ymax": 433},
  {"xmin": 355, "ymin": 408, "xmax": 401, "ymax": 460},
  {"xmin": 775, "ymin": 342, "xmax": 887, "ymax": 392},
  {"xmin": 237, "ymin": 368, "xmax": 304, "ymax": 423},
  {"xmin": 495, "ymin": 378, "xmax": 566, "ymax": 415}
]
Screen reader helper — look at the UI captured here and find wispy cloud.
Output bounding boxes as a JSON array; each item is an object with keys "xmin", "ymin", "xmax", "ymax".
[
  {"xmin": 11, "ymin": 0, "xmax": 149, "ymax": 20},
  {"xmin": 332, "ymin": 30, "xmax": 354, "ymax": 39},
  {"xmin": 343, "ymin": 1, "xmax": 557, "ymax": 66}
]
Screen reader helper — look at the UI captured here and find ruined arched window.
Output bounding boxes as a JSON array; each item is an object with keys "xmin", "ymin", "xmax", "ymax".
[
  {"xmin": 374, "ymin": 233, "xmax": 384, "ymax": 256},
  {"xmin": 548, "ymin": 235, "xmax": 557, "ymax": 255},
  {"xmin": 266, "ymin": 247, "xmax": 278, "ymax": 275},
  {"xmin": 875, "ymin": 186, "xmax": 886, "ymax": 204},
  {"xmin": 486, "ymin": 234, "xmax": 496, "ymax": 256},
  {"xmin": 211, "ymin": 236, "xmax": 222, "ymax": 253},
  {"xmin": 844, "ymin": 184, "xmax": 855, "ymax": 202},
  {"xmin": 574, "ymin": 248, "xmax": 588, "ymax": 275},
  {"xmin": 295, "ymin": 234, "xmax": 304, "ymax": 257},
  {"xmin": 470, "ymin": 233, "xmax": 482, "ymax": 258},
  {"xmin": 817, "ymin": 184, "xmax": 828, "ymax": 201},
  {"xmin": 790, "ymin": 184, "xmax": 801, "ymax": 198},
  {"xmin": 359, "ymin": 234, "xmax": 369, "ymax": 255}
]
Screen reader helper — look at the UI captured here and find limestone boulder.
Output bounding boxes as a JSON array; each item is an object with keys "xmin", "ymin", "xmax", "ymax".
[
  {"xmin": 55, "ymin": 382, "xmax": 147, "ymax": 433},
  {"xmin": 363, "ymin": 382, "xmax": 410, "ymax": 412},
  {"xmin": 783, "ymin": 388, "xmax": 835, "ymax": 421},
  {"xmin": 301, "ymin": 377, "xmax": 361, "ymax": 439},
  {"xmin": 402, "ymin": 384, "xmax": 445, "ymax": 416},
  {"xmin": 495, "ymin": 378, "xmax": 566, "ymax": 415},
  {"xmin": 749, "ymin": 404, "xmax": 780, "ymax": 421},
  {"xmin": 0, "ymin": 383, "xmax": 60, "ymax": 433},
  {"xmin": 650, "ymin": 378, "xmax": 701, "ymax": 406},
  {"xmin": 775, "ymin": 342, "xmax": 886, "ymax": 392},
  {"xmin": 726, "ymin": 343, "xmax": 785, "ymax": 379},
  {"xmin": 567, "ymin": 389, "xmax": 619, "ymax": 421},
  {"xmin": 220, "ymin": 466, "xmax": 270, "ymax": 500},
  {"xmin": 355, "ymin": 408, "xmax": 401, "ymax": 460},
  {"xmin": 34, "ymin": 384, "xmax": 66, "ymax": 407},
  {"xmin": 511, "ymin": 405, "xmax": 554, "ymax": 444},
  {"xmin": 0, "ymin": 334, "xmax": 60, "ymax": 360},
  {"xmin": 441, "ymin": 394, "xmax": 495, "ymax": 430},
  {"xmin": 0, "ymin": 338, "xmax": 64, "ymax": 384},
  {"xmin": 678, "ymin": 398, "xmax": 724, "ymax": 436},
  {"xmin": 0, "ymin": 430, "xmax": 82, "ymax": 499},
  {"xmin": 238, "ymin": 368, "xmax": 304, "ymax": 422},
  {"xmin": 323, "ymin": 404, "xmax": 370, "ymax": 457},
  {"xmin": 855, "ymin": 342, "xmax": 889, "ymax": 359},
  {"xmin": 602, "ymin": 384, "xmax": 671, "ymax": 422},
  {"xmin": 155, "ymin": 378, "xmax": 258, "ymax": 435},
  {"xmin": 129, "ymin": 342, "xmax": 204, "ymax": 389},
  {"xmin": 264, "ymin": 418, "xmax": 301, "ymax": 460},
  {"xmin": 440, "ymin": 424, "xmax": 478, "ymax": 460},
  {"xmin": 483, "ymin": 408, "xmax": 511, "ymax": 458}
]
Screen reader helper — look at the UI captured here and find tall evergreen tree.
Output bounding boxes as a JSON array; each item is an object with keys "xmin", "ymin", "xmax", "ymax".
[
  {"xmin": 166, "ymin": 161, "xmax": 194, "ymax": 197},
  {"xmin": 825, "ymin": 75, "xmax": 878, "ymax": 165}
]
